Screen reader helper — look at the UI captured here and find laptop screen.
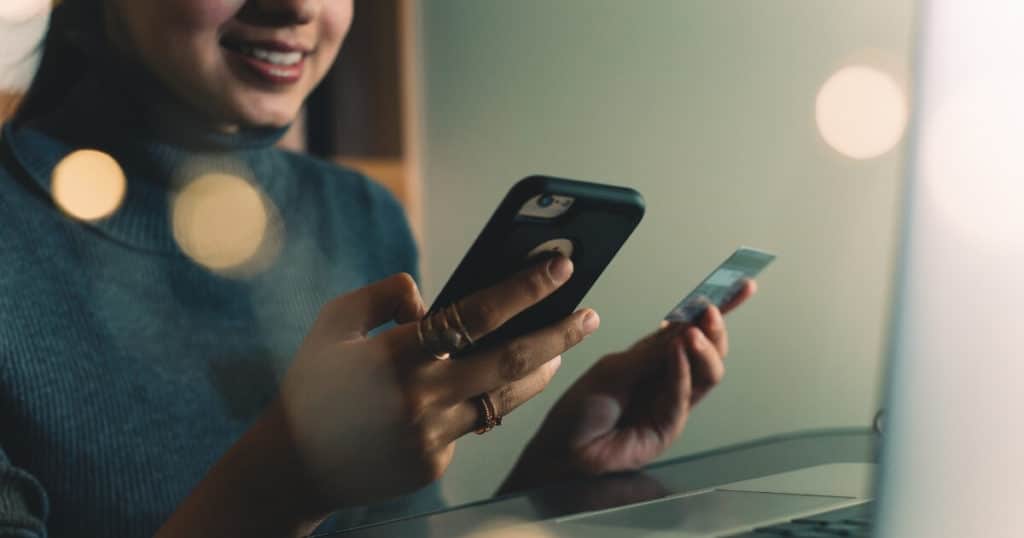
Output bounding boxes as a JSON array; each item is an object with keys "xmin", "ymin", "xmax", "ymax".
[{"xmin": 876, "ymin": 2, "xmax": 1024, "ymax": 537}]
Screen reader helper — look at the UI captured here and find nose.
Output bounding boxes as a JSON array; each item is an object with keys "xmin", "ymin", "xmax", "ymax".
[{"xmin": 235, "ymin": 0, "xmax": 322, "ymax": 27}]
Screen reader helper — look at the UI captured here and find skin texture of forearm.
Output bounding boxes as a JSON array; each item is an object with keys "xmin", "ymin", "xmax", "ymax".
[{"xmin": 153, "ymin": 399, "xmax": 330, "ymax": 538}]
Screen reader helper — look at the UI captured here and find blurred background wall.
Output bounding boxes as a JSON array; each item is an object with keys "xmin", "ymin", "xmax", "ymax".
[{"xmin": 412, "ymin": 0, "xmax": 915, "ymax": 505}]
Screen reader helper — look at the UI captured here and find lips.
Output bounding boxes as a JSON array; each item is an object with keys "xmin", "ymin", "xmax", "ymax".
[{"xmin": 220, "ymin": 37, "xmax": 312, "ymax": 85}]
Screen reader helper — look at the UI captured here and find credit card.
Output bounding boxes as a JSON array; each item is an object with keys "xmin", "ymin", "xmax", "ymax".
[{"xmin": 664, "ymin": 247, "xmax": 776, "ymax": 323}]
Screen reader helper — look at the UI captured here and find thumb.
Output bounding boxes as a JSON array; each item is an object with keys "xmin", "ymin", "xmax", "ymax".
[{"xmin": 318, "ymin": 273, "xmax": 426, "ymax": 340}]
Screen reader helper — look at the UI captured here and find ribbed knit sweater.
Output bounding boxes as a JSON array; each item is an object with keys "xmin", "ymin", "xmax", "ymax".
[{"xmin": 0, "ymin": 72, "xmax": 439, "ymax": 538}]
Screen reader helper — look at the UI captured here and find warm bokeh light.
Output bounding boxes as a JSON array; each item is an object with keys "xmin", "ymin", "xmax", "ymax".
[
  {"xmin": 172, "ymin": 173, "xmax": 281, "ymax": 274},
  {"xmin": 51, "ymin": 149, "xmax": 127, "ymax": 221},
  {"xmin": 0, "ymin": 0, "xmax": 49, "ymax": 22},
  {"xmin": 815, "ymin": 65, "xmax": 908, "ymax": 160}
]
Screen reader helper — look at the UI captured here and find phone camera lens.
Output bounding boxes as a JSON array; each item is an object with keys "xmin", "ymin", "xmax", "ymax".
[{"xmin": 538, "ymin": 194, "xmax": 554, "ymax": 208}]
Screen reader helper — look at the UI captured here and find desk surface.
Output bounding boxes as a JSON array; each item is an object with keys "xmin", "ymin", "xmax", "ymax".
[{"xmin": 320, "ymin": 428, "xmax": 878, "ymax": 537}]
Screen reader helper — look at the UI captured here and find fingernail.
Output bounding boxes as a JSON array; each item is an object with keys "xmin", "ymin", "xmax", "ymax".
[
  {"xmin": 582, "ymin": 310, "xmax": 600, "ymax": 334},
  {"xmin": 548, "ymin": 256, "xmax": 574, "ymax": 284}
]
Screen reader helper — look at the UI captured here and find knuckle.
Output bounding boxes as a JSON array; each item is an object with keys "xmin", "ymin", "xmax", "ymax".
[
  {"xmin": 469, "ymin": 299, "xmax": 500, "ymax": 333},
  {"xmin": 499, "ymin": 340, "xmax": 532, "ymax": 381},
  {"xmin": 496, "ymin": 385, "xmax": 516, "ymax": 417},
  {"xmin": 563, "ymin": 323, "xmax": 583, "ymax": 349},
  {"xmin": 523, "ymin": 269, "xmax": 551, "ymax": 300}
]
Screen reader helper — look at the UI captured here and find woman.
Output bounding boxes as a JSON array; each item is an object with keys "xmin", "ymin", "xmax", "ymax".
[{"xmin": 0, "ymin": 1, "xmax": 756, "ymax": 537}]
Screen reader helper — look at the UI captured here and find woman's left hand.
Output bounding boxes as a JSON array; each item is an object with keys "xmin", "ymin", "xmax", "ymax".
[{"xmin": 500, "ymin": 280, "xmax": 756, "ymax": 493}]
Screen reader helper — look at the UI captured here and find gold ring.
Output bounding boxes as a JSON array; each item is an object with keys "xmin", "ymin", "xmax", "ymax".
[
  {"xmin": 417, "ymin": 303, "xmax": 476, "ymax": 359},
  {"xmin": 474, "ymin": 393, "xmax": 502, "ymax": 434},
  {"xmin": 417, "ymin": 312, "xmax": 450, "ymax": 359},
  {"xmin": 439, "ymin": 302, "xmax": 473, "ymax": 355},
  {"xmin": 446, "ymin": 301, "xmax": 474, "ymax": 348}
]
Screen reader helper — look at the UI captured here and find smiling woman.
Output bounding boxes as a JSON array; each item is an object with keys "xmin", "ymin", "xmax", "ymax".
[
  {"xmin": 0, "ymin": 2, "xmax": 757, "ymax": 538},
  {"xmin": 100, "ymin": 0, "xmax": 351, "ymax": 128},
  {"xmin": 0, "ymin": 1, "xmax": 441, "ymax": 537}
]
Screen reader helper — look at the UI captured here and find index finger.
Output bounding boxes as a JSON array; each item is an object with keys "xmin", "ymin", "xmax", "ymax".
[
  {"xmin": 451, "ymin": 256, "xmax": 574, "ymax": 342},
  {"xmin": 720, "ymin": 279, "xmax": 757, "ymax": 315},
  {"xmin": 317, "ymin": 273, "xmax": 426, "ymax": 340}
]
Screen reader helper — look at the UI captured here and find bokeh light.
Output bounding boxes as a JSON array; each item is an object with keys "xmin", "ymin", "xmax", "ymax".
[
  {"xmin": 815, "ymin": 65, "xmax": 908, "ymax": 160},
  {"xmin": 0, "ymin": 0, "xmax": 49, "ymax": 23},
  {"xmin": 51, "ymin": 149, "xmax": 127, "ymax": 221},
  {"xmin": 172, "ymin": 172, "xmax": 282, "ymax": 274}
]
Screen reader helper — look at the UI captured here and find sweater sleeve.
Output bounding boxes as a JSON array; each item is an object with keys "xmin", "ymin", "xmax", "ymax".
[{"xmin": 0, "ymin": 446, "xmax": 48, "ymax": 538}]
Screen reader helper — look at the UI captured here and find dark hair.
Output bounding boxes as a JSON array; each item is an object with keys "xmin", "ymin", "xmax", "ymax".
[{"xmin": 12, "ymin": 0, "xmax": 104, "ymax": 126}]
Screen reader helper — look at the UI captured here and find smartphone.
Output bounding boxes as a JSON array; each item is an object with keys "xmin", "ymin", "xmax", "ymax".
[
  {"xmin": 428, "ymin": 175, "xmax": 645, "ymax": 355},
  {"xmin": 663, "ymin": 247, "xmax": 776, "ymax": 324}
]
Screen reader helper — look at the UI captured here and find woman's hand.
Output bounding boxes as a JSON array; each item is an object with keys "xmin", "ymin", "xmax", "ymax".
[
  {"xmin": 279, "ymin": 255, "xmax": 599, "ymax": 510},
  {"xmin": 157, "ymin": 257, "xmax": 597, "ymax": 538},
  {"xmin": 500, "ymin": 281, "xmax": 756, "ymax": 494}
]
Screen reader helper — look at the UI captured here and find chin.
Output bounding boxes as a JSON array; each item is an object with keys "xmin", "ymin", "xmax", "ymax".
[
  {"xmin": 226, "ymin": 95, "xmax": 304, "ymax": 129},
  {"xmin": 239, "ymin": 107, "xmax": 300, "ymax": 129}
]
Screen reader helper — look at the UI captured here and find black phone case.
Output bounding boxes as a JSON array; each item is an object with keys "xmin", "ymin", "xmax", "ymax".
[{"xmin": 428, "ymin": 175, "xmax": 645, "ymax": 355}]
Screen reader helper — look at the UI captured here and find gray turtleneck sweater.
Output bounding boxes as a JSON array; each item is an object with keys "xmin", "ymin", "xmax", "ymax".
[{"xmin": 0, "ymin": 73, "xmax": 440, "ymax": 538}]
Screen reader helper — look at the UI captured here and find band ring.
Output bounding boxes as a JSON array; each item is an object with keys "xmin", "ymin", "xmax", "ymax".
[
  {"xmin": 417, "ymin": 312, "xmax": 450, "ymax": 359},
  {"xmin": 446, "ymin": 300, "xmax": 475, "ymax": 348},
  {"xmin": 416, "ymin": 302, "xmax": 475, "ymax": 359},
  {"xmin": 474, "ymin": 393, "xmax": 502, "ymax": 434}
]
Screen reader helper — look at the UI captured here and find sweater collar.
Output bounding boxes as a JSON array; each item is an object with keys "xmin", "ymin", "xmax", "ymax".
[{"xmin": 3, "ymin": 67, "xmax": 295, "ymax": 253}]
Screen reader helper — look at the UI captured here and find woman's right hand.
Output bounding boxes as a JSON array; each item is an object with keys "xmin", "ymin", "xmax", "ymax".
[{"xmin": 278, "ymin": 255, "xmax": 599, "ymax": 510}]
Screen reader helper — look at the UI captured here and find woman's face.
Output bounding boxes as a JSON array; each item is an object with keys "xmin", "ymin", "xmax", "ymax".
[{"xmin": 105, "ymin": 0, "xmax": 353, "ymax": 129}]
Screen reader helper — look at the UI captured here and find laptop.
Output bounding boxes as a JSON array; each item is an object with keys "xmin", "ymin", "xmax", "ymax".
[{"xmin": 327, "ymin": 1, "xmax": 1024, "ymax": 535}]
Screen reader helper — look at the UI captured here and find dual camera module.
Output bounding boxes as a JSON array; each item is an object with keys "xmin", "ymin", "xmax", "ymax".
[{"xmin": 517, "ymin": 193, "xmax": 577, "ymax": 260}]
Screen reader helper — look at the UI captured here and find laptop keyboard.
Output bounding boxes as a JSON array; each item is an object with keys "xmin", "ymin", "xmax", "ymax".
[{"xmin": 724, "ymin": 501, "xmax": 874, "ymax": 537}]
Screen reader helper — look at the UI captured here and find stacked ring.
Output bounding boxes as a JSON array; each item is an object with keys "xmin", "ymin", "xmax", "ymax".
[
  {"xmin": 416, "ymin": 301, "xmax": 475, "ymax": 359},
  {"xmin": 474, "ymin": 393, "xmax": 502, "ymax": 434}
]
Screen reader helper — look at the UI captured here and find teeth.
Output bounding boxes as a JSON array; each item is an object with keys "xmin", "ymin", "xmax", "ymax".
[{"xmin": 238, "ymin": 45, "xmax": 302, "ymax": 66}]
